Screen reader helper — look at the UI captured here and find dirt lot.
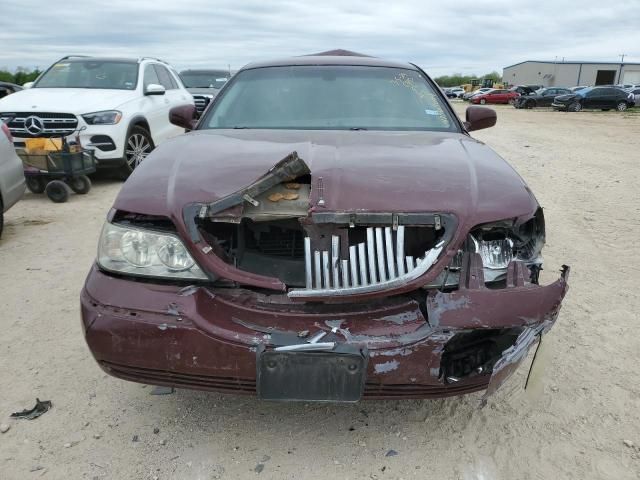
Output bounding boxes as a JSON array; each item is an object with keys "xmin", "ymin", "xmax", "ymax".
[{"xmin": 1, "ymin": 104, "xmax": 639, "ymax": 480}]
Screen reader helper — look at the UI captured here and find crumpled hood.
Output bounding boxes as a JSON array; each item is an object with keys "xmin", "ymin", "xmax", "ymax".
[
  {"xmin": 554, "ymin": 94, "xmax": 579, "ymax": 102},
  {"xmin": 0, "ymin": 88, "xmax": 137, "ymax": 114},
  {"xmin": 115, "ymin": 129, "xmax": 538, "ymax": 234}
]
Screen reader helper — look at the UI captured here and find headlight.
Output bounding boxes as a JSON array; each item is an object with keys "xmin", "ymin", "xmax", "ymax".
[
  {"xmin": 97, "ymin": 222, "xmax": 207, "ymax": 280},
  {"xmin": 470, "ymin": 236, "xmax": 514, "ymax": 269},
  {"xmin": 82, "ymin": 110, "xmax": 122, "ymax": 125}
]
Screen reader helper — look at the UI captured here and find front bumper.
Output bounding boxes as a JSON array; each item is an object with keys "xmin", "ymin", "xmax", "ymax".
[{"xmin": 81, "ymin": 258, "xmax": 569, "ymax": 401}]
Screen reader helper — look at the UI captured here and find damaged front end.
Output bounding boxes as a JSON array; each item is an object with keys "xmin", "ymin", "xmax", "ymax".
[{"xmin": 87, "ymin": 152, "xmax": 570, "ymax": 402}]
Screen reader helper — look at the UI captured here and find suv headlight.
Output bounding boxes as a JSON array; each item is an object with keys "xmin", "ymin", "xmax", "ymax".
[
  {"xmin": 82, "ymin": 110, "xmax": 122, "ymax": 125},
  {"xmin": 97, "ymin": 222, "xmax": 207, "ymax": 280}
]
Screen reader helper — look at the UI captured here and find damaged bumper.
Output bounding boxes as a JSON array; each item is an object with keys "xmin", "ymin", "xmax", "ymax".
[{"xmin": 81, "ymin": 255, "xmax": 569, "ymax": 401}]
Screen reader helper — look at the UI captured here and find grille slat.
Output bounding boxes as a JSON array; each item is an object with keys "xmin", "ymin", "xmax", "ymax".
[
  {"xmin": 289, "ymin": 225, "xmax": 444, "ymax": 298},
  {"xmin": 192, "ymin": 95, "xmax": 211, "ymax": 114}
]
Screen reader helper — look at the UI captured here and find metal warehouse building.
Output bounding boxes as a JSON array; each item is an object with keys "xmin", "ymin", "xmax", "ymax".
[{"xmin": 503, "ymin": 60, "xmax": 640, "ymax": 87}]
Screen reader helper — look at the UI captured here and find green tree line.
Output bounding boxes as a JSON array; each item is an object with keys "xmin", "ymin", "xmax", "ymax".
[
  {"xmin": 0, "ymin": 67, "xmax": 42, "ymax": 85},
  {"xmin": 434, "ymin": 71, "xmax": 502, "ymax": 87}
]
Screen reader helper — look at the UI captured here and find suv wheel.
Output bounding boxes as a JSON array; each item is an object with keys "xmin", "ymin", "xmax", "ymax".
[
  {"xmin": 616, "ymin": 101, "xmax": 628, "ymax": 112},
  {"xmin": 121, "ymin": 126, "xmax": 154, "ymax": 176}
]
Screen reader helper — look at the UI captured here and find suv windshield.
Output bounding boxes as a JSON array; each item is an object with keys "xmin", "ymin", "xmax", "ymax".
[
  {"xmin": 202, "ymin": 66, "xmax": 455, "ymax": 131},
  {"xmin": 35, "ymin": 60, "xmax": 138, "ymax": 90},
  {"xmin": 181, "ymin": 72, "xmax": 229, "ymax": 89}
]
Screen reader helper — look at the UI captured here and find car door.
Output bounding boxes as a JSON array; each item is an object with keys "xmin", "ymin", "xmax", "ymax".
[
  {"xmin": 541, "ymin": 89, "xmax": 557, "ymax": 106},
  {"xmin": 582, "ymin": 88, "xmax": 603, "ymax": 109},
  {"xmin": 153, "ymin": 65, "xmax": 192, "ymax": 140}
]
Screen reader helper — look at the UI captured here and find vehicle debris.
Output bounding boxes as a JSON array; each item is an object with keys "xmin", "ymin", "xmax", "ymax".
[{"xmin": 10, "ymin": 398, "xmax": 52, "ymax": 420}]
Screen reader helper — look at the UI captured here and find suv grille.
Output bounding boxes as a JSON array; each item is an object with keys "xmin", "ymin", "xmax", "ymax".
[
  {"xmin": 0, "ymin": 112, "xmax": 78, "ymax": 138},
  {"xmin": 192, "ymin": 95, "xmax": 211, "ymax": 115}
]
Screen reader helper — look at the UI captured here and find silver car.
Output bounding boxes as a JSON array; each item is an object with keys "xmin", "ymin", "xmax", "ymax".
[{"xmin": 0, "ymin": 122, "xmax": 25, "ymax": 237}]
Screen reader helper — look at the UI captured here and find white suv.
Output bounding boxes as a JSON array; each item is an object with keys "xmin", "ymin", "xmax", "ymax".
[{"xmin": 0, "ymin": 56, "xmax": 194, "ymax": 176}]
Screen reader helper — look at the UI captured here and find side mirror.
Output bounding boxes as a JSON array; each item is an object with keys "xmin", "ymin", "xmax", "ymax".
[
  {"xmin": 22, "ymin": 82, "xmax": 34, "ymax": 89},
  {"xmin": 145, "ymin": 83, "xmax": 166, "ymax": 96},
  {"xmin": 169, "ymin": 104, "xmax": 197, "ymax": 130},
  {"xmin": 464, "ymin": 106, "xmax": 497, "ymax": 132}
]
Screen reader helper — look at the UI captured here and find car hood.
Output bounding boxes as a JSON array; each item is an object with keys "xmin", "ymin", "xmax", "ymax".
[
  {"xmin": 554, "ymin": 94, "xmax": 578, "ymax": 102},
  {"xmin": 0, "ymin": 88, "xmax": 137, "ymax": 114},
  {"xmin": 115, "ymin": 129, "xmax": 538, "ymax": 235},
  {"xmin": 186, "ymin": 87, "xmax": 221, "ymax": 96}
]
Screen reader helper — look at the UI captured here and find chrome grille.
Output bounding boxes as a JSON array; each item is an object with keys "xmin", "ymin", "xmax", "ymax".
[
  {"xmin": 1, "ymin": 112, "xmax": 78, "ymax": 138},
  {"xmin": 289, "ymin": 226, "xmax": 444, "ymax": 298},
  {"xmin": 192, "ymin": 95, "xmax": 211, "ymax": 114}
]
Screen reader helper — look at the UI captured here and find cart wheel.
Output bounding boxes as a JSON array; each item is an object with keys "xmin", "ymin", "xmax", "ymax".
[
  {"xmin": 68, "ymin": 175, "xmax": 92, "ymax": 194},
  {"xmin": 45, "ymin": 180, "xmax": 70, "ymax": 203},
  {"xmin": 26, "ymin": 177, "xmax": 47, "ymax": 194}
]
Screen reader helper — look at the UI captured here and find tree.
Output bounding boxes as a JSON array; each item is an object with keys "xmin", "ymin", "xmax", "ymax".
[
  {"xmin": 0, "ymin": 67, "xmax": 42, "ymax": 85},
  {"xmin": 434, "ymin": 71, "xmax": 503, "ymax": 87}
]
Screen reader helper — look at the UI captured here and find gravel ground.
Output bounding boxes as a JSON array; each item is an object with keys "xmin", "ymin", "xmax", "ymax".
[{"xmin": 0, "ymin": 103, "xmax": 639, "ymax": 480}]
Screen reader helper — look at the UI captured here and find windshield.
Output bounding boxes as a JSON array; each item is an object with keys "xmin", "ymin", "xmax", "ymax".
[
  {"xmin": 35, "ymin": 60, "xmax": 138, "ymax": 90},
  {"xmin": 180, "ymin": 72, "xmax": 229, "ymax": 89},
  {"xmin": 202, "ymin": 65, "xmax": 456, "ymax": 131}
]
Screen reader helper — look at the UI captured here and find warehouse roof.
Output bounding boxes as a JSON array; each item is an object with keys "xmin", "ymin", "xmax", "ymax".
[{"xmin": 505, "ymin": 60, "xmax": 640, "ymax": 69}]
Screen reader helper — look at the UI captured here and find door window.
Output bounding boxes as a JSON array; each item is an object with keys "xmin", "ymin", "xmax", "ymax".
[
  {"xmin": 143, "ymin": 64, "xmax": 160, "ymax": 88},
  {"xmin": 154, "ymin": 65, "xmax": 178, "ymax": 90}
]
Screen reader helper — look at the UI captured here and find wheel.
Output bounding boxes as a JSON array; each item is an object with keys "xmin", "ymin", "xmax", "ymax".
[
  {"xmin": 527, "ymin": 100, "xmax": 536, "ymax": 109},
  {"xmin": 508, "ymin": 98, "xmax": 516, "ymax": 105},
  {"xmin": 616, "ymin": 102, "xmax": 628, "ymax": 112},
  {"xmin": 120, "ymin": 125, "xmax": 154, "ymax": 177},
  {"xmin": 480, "ymin": 98, "xmax": 486, "ymax": 105},
  {"xmin": 45, "ymin": 180, "xmax": 70, "ymax": 203},
  {"xmin": 68, "ymin": 175, "xmax": 92, "ymax": 194},
  {"xmin": 568, "ymin": 102, "xmax": 582, "ymax": 112},
  {"xmin": 25, "ymin": 176, "xmax": 47, "ymax": 194}
]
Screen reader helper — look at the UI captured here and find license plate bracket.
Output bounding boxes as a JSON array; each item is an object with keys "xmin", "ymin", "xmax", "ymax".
[{"xmin": 257, "ymin": 344, "xmax": 368, "ymax": 402}]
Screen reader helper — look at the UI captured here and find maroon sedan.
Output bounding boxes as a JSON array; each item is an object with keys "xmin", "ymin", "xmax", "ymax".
[
  {"xmin": 471, "ymin": 89, "xmax": 520, "ymax": 105},
  {"xmin": 81, "ymin": 53, "xmax": 569, "ymax": 402}
]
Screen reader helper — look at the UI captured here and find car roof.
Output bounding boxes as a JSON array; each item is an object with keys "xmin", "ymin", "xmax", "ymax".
[
  {"xmin": 241, "ymin": 50, "xmax": 417, "ymax": 71},
  {"xmin": 60, "ymin": 57, "xmax": 139, "ymax": 64}
]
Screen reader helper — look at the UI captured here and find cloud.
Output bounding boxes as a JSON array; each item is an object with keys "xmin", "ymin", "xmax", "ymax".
[{"xmin": 0, "ymin": 0, "xmax": 638, "ymax": 76}]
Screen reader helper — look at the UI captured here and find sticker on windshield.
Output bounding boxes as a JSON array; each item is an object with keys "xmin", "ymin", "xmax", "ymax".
[{"xmin": 424, "ymin": 109, "xmax": 440, "ymax": 115}]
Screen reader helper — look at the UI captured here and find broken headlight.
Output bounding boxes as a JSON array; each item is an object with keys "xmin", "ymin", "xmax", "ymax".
[{"xmin": 97, "ymin": 222, "xmax": 207, "ymax": 280}]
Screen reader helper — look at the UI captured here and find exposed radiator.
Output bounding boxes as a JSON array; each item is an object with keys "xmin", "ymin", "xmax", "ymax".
[{"xmin": 288, "ymin": 225, "xmax": 443, "ymax": 298}]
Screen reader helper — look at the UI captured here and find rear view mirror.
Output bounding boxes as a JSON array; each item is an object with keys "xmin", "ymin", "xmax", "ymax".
[
  {"xmin": 145, "ymin": 83, "xmax": 166, "ymax": 96},
  {"xmin": 22, "ymin": 82, "xmax": 34, "ymax": 89},
  {"xmin": 464, "ymin": 106, "xmax": 497, "ymax": 132},
  {"xmin": 169, "ymin": 104, "xmax": 197, "ymax": 130}
]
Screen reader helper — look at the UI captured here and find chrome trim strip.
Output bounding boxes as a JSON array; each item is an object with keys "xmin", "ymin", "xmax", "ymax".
[
  {"xmin": 375, "ymin": 227, "xmax": 387, "ymax": 282},
  {"xmin": 304, "ymin": 237, "xmax": 312, "ymax": 289},
  {"xmin": 366, "ymin": 228, "xmax": 377, "ymax": 283},
  {"xmin": 349, "ymin": 245, "xmax": 359, "ymax": 287}
]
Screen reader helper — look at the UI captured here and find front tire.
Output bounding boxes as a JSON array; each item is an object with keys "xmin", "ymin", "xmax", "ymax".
[
  {"xmin": 568, "ymin": 102, "xmax": 582, "ymax": 112},
  {"xmin": 616, "ymin": 102, "xmax": 628, "ymax": 112},
  {"xmin": 120, "ymin": 126, "xmax": 154, "ymax": 178},
  {"xmin": 45, "ymin": 180, "xmax": 70, "ymax": 203},
  {"xmin": 480, "ymin": 98, "xmax": 486, "ymax": 105}
]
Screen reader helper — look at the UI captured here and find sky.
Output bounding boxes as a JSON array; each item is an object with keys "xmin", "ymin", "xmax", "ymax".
[{"xmin": 1, "ymin": 0, "xmax": 639, "ymax": 77}]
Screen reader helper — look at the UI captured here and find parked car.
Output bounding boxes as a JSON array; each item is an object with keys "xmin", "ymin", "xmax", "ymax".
[
  {"xmin": 0, "ymin": 81, "xmax": 22, "ymax": 99},
  {"xmin": 446, "ymin": 87, "xmax": 465, "ymax": 99},
  {"xmin": 0, "ymin": 56, "xmax": 194, "ymax": 177},
  {"xmin": 462, "ymin": 87, "xmax": 492, "ymax": 100},
  {"xmin": 513, "ymin": 87, "xmax": 572, "ymax": 109},
  {"xmin": 81, "ymin": 52, "xmax": 569, "ymax": 403},
  {"xmin": 552, "ymin": 86, "xmax": 635, "ymax": 112},
  {"xmin": 624, "ymin": 87, "xmax": 640, "ymax": 106},
  {"xmin": 180, "ymin": 69, "xmax": 231, "ymax": 117},
  {"xmin": 470, "ymin": 89, "xmax": 520, "ymax": 105},
  {"xmin": 570, "ymin": 86, "xmax": 588, "ymax": 92},
  {"xmin": 0, "ymin": 121, "xmax": 26, "ymax": 237}
]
